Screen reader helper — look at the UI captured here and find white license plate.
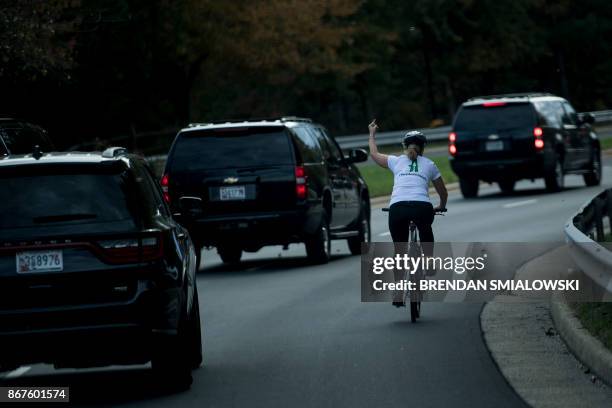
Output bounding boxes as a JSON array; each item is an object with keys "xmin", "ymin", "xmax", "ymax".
[
  {"xmin": 220, "ymin": 186, "xmax": 246, "ymax": 201},
  {"xmin": 486, "ymin": 141, "xmax": 504, "ymax": 151},
  {"xmin": 16, "ymin": 250, "xmax": 64, "ymax": 273}
]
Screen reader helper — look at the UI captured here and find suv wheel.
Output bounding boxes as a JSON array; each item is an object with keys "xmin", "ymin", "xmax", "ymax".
[
  {"xmin": 151, "ymin": 313, "xmax": 196, "ymax": 390},
  {"xmin": 545, "ymin": 156, "xmax": 564, "ymax": 192},
  {"xmin": 189, "ymin": 290, "xmax": 203, "ymax": 369},
  {"xmin": 347, "ymin": 200, "xmax": 370, "ymax": 255},
  {"xmin": 459, "ymin": 178, "xmax": 479, "ymax": 198},
  {"xmin": 584, "ymin": 148, "xmax": 602, "ymax": 186},
  {"xmin": 217, "ymin": 246, "xmax": 242, "ymax": 264},
  {"xmin": 498, "ymin": 180, "xmax": 515, "ymax": 195},
  {"xmin": 306, "ymin": 212, "xmax": 331, "ymax": 264}
]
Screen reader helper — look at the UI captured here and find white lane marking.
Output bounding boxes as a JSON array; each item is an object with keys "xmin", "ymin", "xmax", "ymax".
[
  {"xmin": 379, "ymin": 231, "xmax": 391, "ymax": 237},
  {"xmin": 503, "ymin": 199, "xmax": 538, "ymax": 209},
  {"xmin": 3, "ymin": 366, "xmax": 31, "ymax": 379}
]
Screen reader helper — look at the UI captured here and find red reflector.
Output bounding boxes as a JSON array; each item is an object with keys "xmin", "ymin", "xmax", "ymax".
[
  {"xmin": 534, "ymin": 139, "xmax": 544, "ymax": 149},
  {"xmin": 449, "ymin": 144, "xmax": 457, "ymax": 156},
  {"xmin": 296, "ymin": 184, "xmax": 307, "ymax": 199},
  {"xmin": 449, "ymin": 132, "xmax": 456, "ymax": 143},
  {"xmin": 295, "ymin": 166, "xmax": 306, "ymax": 178},
  {"xmin": 483, "ymin": 102, "xmax": 506, "ymax": 107},
  {"xmin": 160, "ymin": 174, "xmax": 170, "ymax": 203},
  {"xmin": 533, "ymin": 127, "xmax": 543, "ymax": 137}
]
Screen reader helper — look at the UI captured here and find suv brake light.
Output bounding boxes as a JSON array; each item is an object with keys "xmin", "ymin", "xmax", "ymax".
[
  {"xmin": 483, "ymin": 102, "xmax": 506, "ymax": 107},
  {"xmin": 160, "ymin": 174, "xmax": 170, "ymax": 203},
  {"xmin": 295, "ymin": 166, "xmax": 308, "ymax": 200},
  {"xmin": 448, "ymin": 132, "xmax": 457, "ymax": 156},
  {"xmin": 96, "ymin": 232, "xmax": 163, "ymax": 264},
  {"xmin": 533, "ymin": 127, "xmax": 543, "ymax": 137}
]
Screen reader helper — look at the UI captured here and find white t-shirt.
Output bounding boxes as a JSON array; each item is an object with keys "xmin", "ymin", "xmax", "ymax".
[{"xmin": 387, "ymin": 155, "xmax": 441, "ymax": 205}]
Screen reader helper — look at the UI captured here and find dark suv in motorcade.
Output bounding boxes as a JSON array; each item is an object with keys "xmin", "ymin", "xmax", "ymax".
[
  {"xmin": 448, "ymin": 93, "xmax": 600, "ymax": 197},
  {"xmin": 1, "ymin": 118, "xmax": 54, "ymax": 156},
  {"xmin": 163, "ymin": 117, "xmax": 370, "ymax": 264},
  {"xmin": 0, "ymin": 147, "xmax": 201, "ymax": 388}
]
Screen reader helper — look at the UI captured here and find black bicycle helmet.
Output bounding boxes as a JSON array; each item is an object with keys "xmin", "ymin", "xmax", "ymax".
[{"xmin": 401, "ymin": 130, "xmax": 427, "ymax": 152}]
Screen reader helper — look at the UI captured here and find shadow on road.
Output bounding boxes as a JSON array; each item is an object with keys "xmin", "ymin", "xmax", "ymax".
[
  {"xmin": 200, "ymin": 254, "xmax": 353, "ymax": 276},
  {"xmin": 462, "ymin": 185, "xmax": 582, "ymax": 200}
]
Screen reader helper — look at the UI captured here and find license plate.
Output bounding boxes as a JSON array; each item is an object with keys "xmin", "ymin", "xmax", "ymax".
[
  {"xmin": 486, "ymin": 141, "xmax": 504, "ymax": 151},
  {"xmin": 16, "ymin": 250, "xmax": 63, "ymax": 273},
  {"xmin": 219, "ymin": 186, "xmax": 246, "ymax": 201}
]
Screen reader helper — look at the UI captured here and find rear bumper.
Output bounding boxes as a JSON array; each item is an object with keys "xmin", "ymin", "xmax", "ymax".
[
  {"xmin": 182, "ymin": 207, "xmax": 322, "ymax": 248},
  {"xmin": 450, "ymin": 153, "xmax": 554, "ymax": 181},
  {"xmin": 0, "ymin": 279, "xmax": 183, "ymax": 368}
]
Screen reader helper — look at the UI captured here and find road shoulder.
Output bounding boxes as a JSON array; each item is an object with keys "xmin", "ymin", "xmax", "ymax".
[{"xmin": 481, "ymin": 247, "xmax": 612, "ymax": 408}]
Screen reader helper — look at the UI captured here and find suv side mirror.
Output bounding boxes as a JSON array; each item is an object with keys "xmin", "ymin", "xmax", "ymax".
[
  {"xmin": 580, "ymin": 113, "xmax": 595, "ymax": 125},
  {"xmin": 179, "ymin": 196, "xmax": 203, "ymax": 218},
  {"xmin": 346, "ymin": 148, "xmax": 368, "ymax": 164}
]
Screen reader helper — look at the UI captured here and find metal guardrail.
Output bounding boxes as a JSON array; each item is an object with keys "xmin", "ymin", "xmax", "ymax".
[
  {"xmin": 336, "ymin": 109, "xmax": 612, "ymax": 149},
  {"xmin": 564, "ymin": 189, "xmax": 612, "ymax": 296}
]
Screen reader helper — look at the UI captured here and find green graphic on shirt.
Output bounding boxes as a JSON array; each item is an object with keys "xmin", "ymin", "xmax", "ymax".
[{"xmin": 409, "ymin": 160, "xmax": 419, "ymax": 172}]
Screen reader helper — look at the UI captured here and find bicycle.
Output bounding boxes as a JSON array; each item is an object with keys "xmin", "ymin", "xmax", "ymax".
[{"xmin": 381, "ymin": 207, "xmax": 446, "ymax": 322}]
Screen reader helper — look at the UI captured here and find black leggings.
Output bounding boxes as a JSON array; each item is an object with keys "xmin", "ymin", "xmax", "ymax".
[{"xmin": 388, "ymin": 201, "xmax": 434, "ymax": 257}]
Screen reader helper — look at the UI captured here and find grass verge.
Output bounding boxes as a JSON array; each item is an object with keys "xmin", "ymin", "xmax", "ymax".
[
  {"xmin": 572, "ymin": 303, "xmax": 612, "ymax": 351},
  {"xmin": 357, "ymin": 156, "xmax": 457, "ymax": 198}
]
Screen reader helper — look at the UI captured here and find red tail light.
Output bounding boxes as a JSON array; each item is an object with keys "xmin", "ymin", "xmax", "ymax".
[
  {"xmin": 533, "ymin": 127, "xmax": 543, "ymax": 137},
  {"xmin": 96, "ymin": 233, "xmax": 163, "ymax": 264},
  {"xmin": 483, "ymin": 102, "xmax": 506, "ymax": 107},
  {"xmin": 160, "ymin": 174, "xmax": 170, "ymax": 203},
  {"xmin": 449, "ymin": 144, "xmax": 457, "ymax": 156},
  {"xmin": 449, "ymin": 132, "xmax": 456, "ymax": 143},
  {"xmin": 534, "ymin": 139, "xmax": 545, "ymax": 150},
  {"xmin": 295, "ymin": 166, "xmax": 307, "ymax": 200}
]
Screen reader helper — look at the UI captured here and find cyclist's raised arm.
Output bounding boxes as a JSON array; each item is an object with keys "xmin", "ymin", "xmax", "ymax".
[
  {"xmin": 432, "ymin": 177, "xmax": 448, "ymax": 211},
  {"xmin": 368, "ymin": 119, "xmax": 389, "ymax": 168}
]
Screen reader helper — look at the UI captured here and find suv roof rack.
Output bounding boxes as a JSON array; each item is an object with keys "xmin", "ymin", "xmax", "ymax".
[
  {"xmin": 467, "ymin": 92, "xmax": 554, "ymax": 101},
  {"xmin": 102, "ymin": 146, "xmax": 128, "ymax": 158},
  {"xmin": 187, "ymin": 116, "xmax": 313, "ymax": 127}
]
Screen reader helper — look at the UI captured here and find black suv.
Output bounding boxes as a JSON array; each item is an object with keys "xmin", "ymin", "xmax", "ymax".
[
  {"xmin": 0, "ymin": 148, "xmax": 201, "ymax": 388},
  {"xmin": 449, "ymin": 93, "xmax": 600, "ymax": 197},
  {"xmin": 163, "ymin": 117, "xmax": 370, "ymax": 264},
  {"xmin": 0, "ymin": 118, "xmax": 54, "ymax": 156}
]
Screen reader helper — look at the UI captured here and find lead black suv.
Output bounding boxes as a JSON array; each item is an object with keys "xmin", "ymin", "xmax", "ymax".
[
  {"xmin": 449, "ymin": 93, "xmax": 601, "ymax": 197},
  {"xmin": 0, "ymin": 118, "xmax": 54, "ymax": 156},
  {"xmin": 163, "ymin": 117, "xmax": 370, "ymax": 264},
  {"xmin": 0, "ymin": 147, "xmax": 202, "ymax": 388}
]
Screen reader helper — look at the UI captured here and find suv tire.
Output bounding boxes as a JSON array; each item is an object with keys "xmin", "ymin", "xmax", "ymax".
[
  {"xmin": 584, "ymin": 148, "xmax": 602, "ymax": 186},
  {"xmin": 306, "ymin": 212, "xmax": 331, "ymax": 264},
  {"xmin": 151, "ymin": 314, "xmax": 195, "ymax": 391},
  {"xmin": 545, "ymin": 156, "xmax": 564, "ymax": 192},
  {"xmin": 217, "ymin": 246, "xmax": 242, "ymax": 264},
  {"xmin": 459, "ymin": 178, "xmax": 479, "ymax": 198},
  {"xmin": 347, "ymin": 199, "xmax": 370, "ymax": 255},
  {"xmin": 498, "ymin": 180, "xmax": 515, "ymax": 195}
]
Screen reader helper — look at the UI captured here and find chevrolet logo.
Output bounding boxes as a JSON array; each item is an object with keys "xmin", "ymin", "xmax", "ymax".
[{"xmin": 223, "ymin": 177, "xmax": 239, "ymax": 184}]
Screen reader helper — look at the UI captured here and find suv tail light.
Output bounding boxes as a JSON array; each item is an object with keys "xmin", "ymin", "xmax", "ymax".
[
  {"xmin": 160, "ymin": 174, "xmax": 170, "ymax": 203},
  {"xmin": 295, "ymin": 166, "xmax": 308, "ymax": 200},
  {"xmin": 96, "ymin": 232, "xmax": 163, "ymax": 264},
  {"xmin": 533, "ymin": 127, "xmax": 544, "ymax": 150},
  {"xmin": 483, "ymin": 102, "xmax": 506, "ymax": 107},
  {"xmin": 448, "ymin": 132, "xmax": 457, "ymax": 156}
]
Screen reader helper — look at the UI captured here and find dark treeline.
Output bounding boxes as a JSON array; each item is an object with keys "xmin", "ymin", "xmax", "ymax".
[{"xmin": 1, "ymin": 0, "xmax": 612, "ymax": 151}]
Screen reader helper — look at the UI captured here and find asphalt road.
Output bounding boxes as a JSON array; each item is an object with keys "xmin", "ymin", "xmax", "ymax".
[{"xmin": 3, "ymin": 160, "xmax": 612, "ymax": 407}]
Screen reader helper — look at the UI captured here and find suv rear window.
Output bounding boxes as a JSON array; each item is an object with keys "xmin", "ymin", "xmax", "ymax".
[
  {"xmin": 0, "ymin": 166, "xmax": 139, "ymax": 230},
  {"xmin": 170, "ymin": 127, "xmax": 294, "ymax": 171},
  {"xmin": 455, "ymin": 103, "xmax": 536, "ymax": 131}
]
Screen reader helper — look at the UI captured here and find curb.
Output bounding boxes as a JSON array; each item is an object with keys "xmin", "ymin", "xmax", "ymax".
[
  {"xmin": 369, "ymin": 181, "xmax": 460, "ymax": 207},
  {"xmin": 550, "ymin": 293, "xmax": 612, "ymax": 387}
]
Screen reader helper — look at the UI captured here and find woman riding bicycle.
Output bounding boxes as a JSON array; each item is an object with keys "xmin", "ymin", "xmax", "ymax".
[{"xmin": 368, "ymin": 119, "xmax": 448, "ymax": 306}]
